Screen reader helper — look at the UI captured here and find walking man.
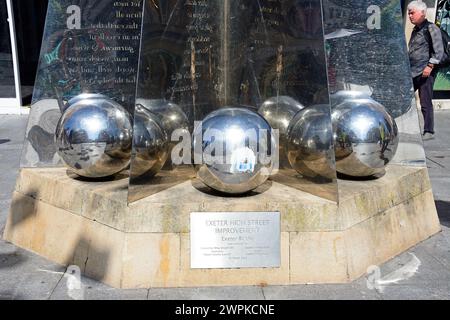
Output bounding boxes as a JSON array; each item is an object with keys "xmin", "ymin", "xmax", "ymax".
[{"xmin": 408, "ymin": 1, "xmax": 445, "ymax": 140}]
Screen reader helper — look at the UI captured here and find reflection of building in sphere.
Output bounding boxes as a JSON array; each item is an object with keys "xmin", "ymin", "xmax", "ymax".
[
  {"xmin": 130, "ymin": 105, "xmax": 169, "ymax": 179},
  {"xmin": 136, "ymin": 99, "xmax": 189, "ymax": 168},
  {"xmin": 193, "ymin": 107, "xmax": 277, "ymax": 194},
  {"xmin": 63, "ymin": 93, "xmax": 108, "ymax": 114},
  {"xmin": 55, "ymin": 96, "xmax": 132, "ymax": 178},
  {"xmin": 286, "ymin": 104, "xmax": 336, "ymax": 180},
  {"xmin": 332, "ymin": 98, "xmax": 399, "ymax": 177},
  {"xmin": 258, "ymin": 96, "xmax": 305, "ymax": 169},
  {"xmin": 136, "ymin": 99, "xmax": 189, "ymax": 136},
  {"xmin": 258, "ymin": 96, "xmax": 305, "ymax": 136}
]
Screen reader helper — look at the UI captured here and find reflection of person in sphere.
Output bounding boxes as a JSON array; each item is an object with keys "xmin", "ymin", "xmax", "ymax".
[
  {"xmin": 287, "ymin": 0, "xmax": 322, "ymax": 38},
  {"xmin": 338, "ymin": 131, "xmax": 348, "ymax": 149},
  {"xmin": 379, "ymin": 122, "xmax": 390, "ymax": 156}
]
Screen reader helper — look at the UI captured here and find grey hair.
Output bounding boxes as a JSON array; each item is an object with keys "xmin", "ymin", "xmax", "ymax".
[{"xmin": 407, "ymin": 1, "xmax": 428, "ymax": 13}]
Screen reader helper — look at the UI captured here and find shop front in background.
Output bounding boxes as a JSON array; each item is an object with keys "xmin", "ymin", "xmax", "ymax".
[{"xmin": 0, "ymin": 0, "xmax": 47, "ymax": 113}]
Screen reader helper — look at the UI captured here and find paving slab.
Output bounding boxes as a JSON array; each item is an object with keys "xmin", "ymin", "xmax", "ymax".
[
  {"xmin": 49, "ymin": 271, "xmax": 148, "ymax": 300},
  {"xmin": 0, "ymin": 240, "xmax": 65, "ymax": 300},
  {"xmin": 147, "ymin": 286, "xmax": 265, "ymax": 300}
]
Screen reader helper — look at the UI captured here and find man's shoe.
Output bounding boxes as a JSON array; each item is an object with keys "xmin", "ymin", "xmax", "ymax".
[{"xmin": 422, "ymin": 132, "xmax": 435, "ymax": 141}]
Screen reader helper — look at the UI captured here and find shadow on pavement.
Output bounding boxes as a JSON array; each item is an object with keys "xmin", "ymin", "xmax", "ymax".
[
  {"xmin": 435, "ymin": 200, "xmax": 450, "ymax": 228},
  {"xmin": 0, "ymin": 252, "xmax": 27, "ymax": 269},
  {"xmin": 0, "ymin": 292, "xmax": 24, "ymax": 300},
  {"xmin": 0, "ymin": 139, "xmax": 10, "ymax": 145}
]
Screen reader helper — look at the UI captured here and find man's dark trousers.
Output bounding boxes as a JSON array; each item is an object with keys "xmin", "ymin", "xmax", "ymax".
[{"xmin": 413, "ymin": 73, "xmax": 436, "ymax": 134}]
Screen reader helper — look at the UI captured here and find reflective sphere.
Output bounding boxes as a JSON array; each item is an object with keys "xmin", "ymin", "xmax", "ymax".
[
  {"xmin": 63, "ymin": 93, "xmax": 108, "ymax": 114},
  {"xmin": 135, "ymin": 99, "xmax": 189, "ymax": 137},
  {"xmin": 193, "ymin": 107, "xmax": 277, "ymax": 194},
  {"xmin": 55, "ymin": 97, "xmax": 133, "ymax": 178},
  {"xmin": 286, "ymin": 105, "xmax": 336, "ymax": 180},
  {"xmin": 332, "ymin": 99, "xmax": 399, "ymax": 177},
  {"xmin": 258, "ymin": 96, "xmax": 305, "ymax": 168},
  {"xmin": 330, "ymin": 90, "xmax": 372, "ymax": 108},
  {"xmin": 136, "ymin": 99, "xmax": 190, "ymax": 168},
  {"xmin": 258, "ymin": 96, "xmax": 305, "ymax": 136},
  {"xmin": 131, "ymin": 105, "xmax": 169, "ymax": 178}
]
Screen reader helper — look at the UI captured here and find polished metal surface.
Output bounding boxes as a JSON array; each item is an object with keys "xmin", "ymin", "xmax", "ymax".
[
  {"xmin": 258, "ymin": 96, "xmax": 305, "ymax": 169},
  {"xmin": 130, "ymin": 104, "xmax": 169, "ymax": 178},
  {"xmin": 332, "ymin": 98, "xmax": 399, "ymax": 177},
  {"xmin": 136, "ymin": 99, "xmax": 190, "ymax": 164},
  {"xmin": 330, "ymin": 90, "xmax": 371, "ymax": 108},
  {"xmin": 286, "ymin": 104, "xmax": 336, "ymax": 180},
  {"xmin": 258, "ymin": 96, "xmax": 305, "ymax": 136},
  {"xmin": 323, "ymin": 1, "xmax": 415, "ymax": 118},
  {"xmin": 136, "ymin": 99, "xmax": 189, "ymax": 136},
  {"xmin": 193, "ymin": 107, "xmax": 276, "ymax": 194},
  {"xmin": 55, "ymin": 96, "xmax": 133, "ymax": 178},
  {"xmin": 190, "ymin": 212, "xmax": 281, "ymax": 269},
  {"xmin": 63, "ymin": 93, "xmax": 108, "ymax": 114}
]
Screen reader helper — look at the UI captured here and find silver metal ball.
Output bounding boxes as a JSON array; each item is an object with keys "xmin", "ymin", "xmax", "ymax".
[
  {"xmin": 286, "ymin": 105, "xmax": 336, "ymax": 180},
  {"xmin": 136, "ymin": 99, "xmax": 190, "ymax": 168},
  {"xmin": 55, "ymin": 96, "xmax": 133, "ymax": 178},
  {"xmin": 130, "ymin": 105, "xmax": 169, "ymax": 178},
  {"xmin": 258, "ymin": 96, "xmax": 305, "ymax": 168},
  {"xmin": 63, "ymin": 93, "xmax": 108, "ymax": 114},
  {"xmin": 193, "ymin": 107, "xmax": 276, "ymax": 194},
  {"xmin": 330, "ymin": 90, "xmax": 372, "ymax": 108},
  {"xmin": 135, "ymin": 99, "xmax": 189, "ymax": 137},
  {"xmin": 332, "ymin": 98, "xmax": 399, "ymax": 177},
  {"xmin": 258, "ymin": 96, "xmax": 305, "ymax": 137}
]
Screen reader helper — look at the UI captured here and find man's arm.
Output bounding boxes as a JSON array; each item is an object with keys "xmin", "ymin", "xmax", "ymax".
[{"xmin": 429, "ymin": 24, "xmax": 445, "ymax": 65}]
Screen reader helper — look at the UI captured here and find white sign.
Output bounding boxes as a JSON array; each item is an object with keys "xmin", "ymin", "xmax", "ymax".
[{"xmin": 190, "ymin": 212, "xmax": 281, "ymax": 269}]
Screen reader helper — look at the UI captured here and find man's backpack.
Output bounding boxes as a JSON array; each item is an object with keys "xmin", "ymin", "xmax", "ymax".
[{"xmin": 426, "ymin": 22, "xmax": 450, "ymax": 68}]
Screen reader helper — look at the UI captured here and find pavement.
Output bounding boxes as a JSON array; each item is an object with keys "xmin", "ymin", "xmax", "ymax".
[{"xmin": 0, "ymin": 111, "xmax": 449, "ymax": 300}]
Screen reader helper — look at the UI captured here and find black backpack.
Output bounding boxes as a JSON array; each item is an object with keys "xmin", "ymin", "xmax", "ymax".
[{"xmin": 426, "ymin": 22, "xmax": 450, "ymax": 68}]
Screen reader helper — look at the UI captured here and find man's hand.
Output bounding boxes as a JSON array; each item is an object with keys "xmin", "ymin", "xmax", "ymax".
[{"xmin": 422, "ymin": 65, "xmax": 433, "ymax": 78}]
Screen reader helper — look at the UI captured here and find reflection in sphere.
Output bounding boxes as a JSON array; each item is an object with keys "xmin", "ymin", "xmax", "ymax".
[
  {"xmin": 64, "ymin": 93, "xmax": 108, "ymax": 114},
  {"xmin": 258, "ymin": 96, "xmax": 305, "ymax": 168},
  {"xmin": 193, "ymin": 107, "xmax": 277, "ymax": 194},
  {"xmin": 131, "ymin": 105, "xmax": 169, "ymax": 178},
  {"xmin": 136, "ymin": 99, "xmax": 190, "ymax": 167},
  {"xmin": 286, "ymin": 105, "xmax": 335, "ymax": 180},
  {"xmin": 258, "ymin": 96, "xmax": 305, "ymax": 137},
  {"xmin": 330, "ymin": 90, "xmax": 372, "ymax": 108},
  {"xmin": 55, "ymin": 97, "xmax": 133, "ymax": 178},
  {"xmin": 136, "ymin": 99, "xmax": 189, "ymax": 136},
  {"xmin": 332, "ymin": 99, "xmax": 399, "ymax": 177}
]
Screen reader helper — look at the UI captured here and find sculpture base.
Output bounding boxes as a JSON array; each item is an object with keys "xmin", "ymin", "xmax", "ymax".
[{"xmin": 3, "ymin": 166, "xmax": 441, "ymax": 288}]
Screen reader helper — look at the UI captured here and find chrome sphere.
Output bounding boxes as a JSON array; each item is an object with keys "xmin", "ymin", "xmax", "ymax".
[
  {"xmin": 286, "ymin": 105, "xmax": 336, "ymax": 179},
  {"xmin": 55, "ymin": 97, "xmax": 133, "ymax": 178},
  {"xmin": 258, "ymin": 96, "xmax": 305, "ymax": 137},
  {"xmin": 330, "ymin": 90, "xmax": 372, "ymax": 108},
  {"xmin": 332, "ymin": 99, "xmax": 399, "ymax": 177},
  {"xmin": 136, "ymin": 99, "xmax": 190, "ymax": 167},
  {"xmin": 136, "ymin": 99, "xmax": 189, "ymax": 137},
  {"xmin": 193, "ymin": 107, "xmax": 277, "ymax": 194},
  {"xmin": 131, "ymin": 105, "xmax": 169, "ymax": 178},
  {"xmin": 258, "ymin": 96, "xmax": 305, "ymax": 168},
  {"xmin": 63, "ymin": 93, "xmax": 108, "ymax": 113}
]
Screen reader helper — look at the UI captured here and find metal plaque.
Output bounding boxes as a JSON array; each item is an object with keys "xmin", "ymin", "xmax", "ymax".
[{"xmin": 190, "ymin": 212, "xmax": 280, "ymax": 269}]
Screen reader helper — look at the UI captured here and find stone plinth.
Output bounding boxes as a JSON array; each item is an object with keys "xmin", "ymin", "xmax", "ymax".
[{"xmin": 3, "ymin": 165, "xmax": 441, "ymax": 288}]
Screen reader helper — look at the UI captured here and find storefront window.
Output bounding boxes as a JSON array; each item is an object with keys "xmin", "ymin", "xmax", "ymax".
[{"xmin": 0, "ymin": 0, "xmax": 16, "ymax": 98}]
